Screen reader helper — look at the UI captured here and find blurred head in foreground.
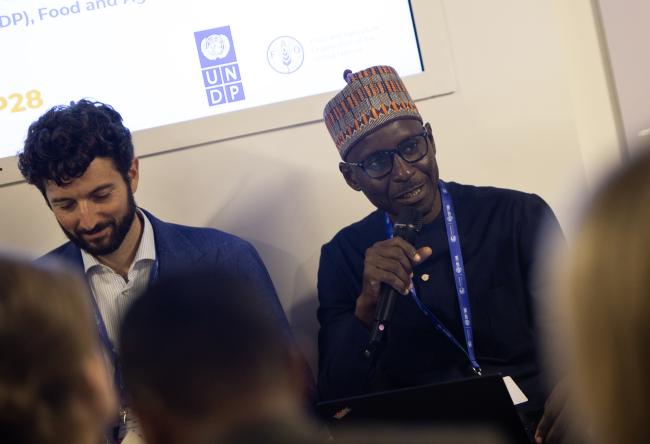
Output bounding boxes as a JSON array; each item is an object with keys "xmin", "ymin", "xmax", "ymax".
[
  {"xmin": 0, "ymin": 254, "xmax": 117, "ymax": 444},
  {"xmin": 550, "ymin": 148, "xmax": 650, "ymax": 444},
  {"xmin": 120, "ymin": 271, "xmax": 308, "ymax": 444}
]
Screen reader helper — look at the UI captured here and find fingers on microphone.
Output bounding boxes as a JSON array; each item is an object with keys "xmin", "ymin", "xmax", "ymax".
[
  {"xmin": 366, "ymin": 264, "xmax": 410, "ymax": 295},
  {"xmin": 417, "ymin": 246, "xmax": 433, "ymax": 262},
  {"xmin": 389, "ymin": 237, "xmax": 420, "ymax": 262}
]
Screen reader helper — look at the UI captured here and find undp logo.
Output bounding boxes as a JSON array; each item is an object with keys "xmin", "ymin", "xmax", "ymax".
[
  {"xmin": 194, "ymin": 25, "xmax": 245, "ymax": 106},
  {"xmin": 200, "ymin": 34, "xmax": 231, "ymax": 61}
]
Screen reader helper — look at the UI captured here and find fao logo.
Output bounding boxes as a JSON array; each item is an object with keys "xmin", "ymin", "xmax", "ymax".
[{"xmin": 267, "ymin": 36, "xmax": 304, "ymax": 74}]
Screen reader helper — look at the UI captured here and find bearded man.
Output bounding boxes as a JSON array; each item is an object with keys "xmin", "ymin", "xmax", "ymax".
[{"xmin": 17, "ymin": 99, "xmax": 292, "ymax": 443}]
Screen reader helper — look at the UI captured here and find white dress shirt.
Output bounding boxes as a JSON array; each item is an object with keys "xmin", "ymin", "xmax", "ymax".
[
  {"xmin": 81, "ymin": 209, "xmax": 156, "ymax": 348},
  {"xmin": 82, "ymin": 210, "xmax": 155, "ymax": 441}
]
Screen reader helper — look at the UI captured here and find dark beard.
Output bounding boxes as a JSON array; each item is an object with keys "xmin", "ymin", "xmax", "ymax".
[{"xmin": 61, "ymin": 190, "xmax": 137, "ymax": 257}]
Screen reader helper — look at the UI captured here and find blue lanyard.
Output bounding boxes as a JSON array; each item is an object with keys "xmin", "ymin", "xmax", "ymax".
[
  {"xmin": 88, "ymin": 259, "xmax": 159, "ymax": 407},
  {"xmin": 384, "ymin": 180, "xmax": 481, "ymax": 375}
]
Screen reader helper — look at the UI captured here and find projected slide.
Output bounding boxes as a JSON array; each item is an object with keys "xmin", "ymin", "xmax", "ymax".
[{"xmin": 0, "ymin": 0, "xmax": 423, "ymax": 160}]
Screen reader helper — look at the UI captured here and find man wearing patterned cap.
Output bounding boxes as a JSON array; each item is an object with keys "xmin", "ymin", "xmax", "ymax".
[{"xmin": 318, "ymin": 66, "xmax": 565, "ymax": 442}]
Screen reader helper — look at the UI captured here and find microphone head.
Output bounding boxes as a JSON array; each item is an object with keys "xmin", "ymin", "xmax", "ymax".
[{"xmin": 393, "ymin": 207, "xmax": 423, "ymax": 244}]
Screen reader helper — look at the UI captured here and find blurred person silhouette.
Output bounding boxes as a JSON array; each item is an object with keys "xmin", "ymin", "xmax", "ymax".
[
  {"xmin": 120, "ymin": 271, "xmax": 316, "ymax": 444},
  {"xmin": 120, "ymin": 270, "xmax": 510, "ymax": 444},
  {"xmin": 0, "ymin": 254, "xmax": 117, "ymax": 444},
  {"xmin": 543, "ymin": 147, "xmax": 650, "ymax": 444}
]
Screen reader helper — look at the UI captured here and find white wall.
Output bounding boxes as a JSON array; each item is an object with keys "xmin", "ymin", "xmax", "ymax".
[
  {"xmin": 597, "ymin": 0, "xmax": 650, "ymax": 154},
  {"xmin": 0, "ymin": 0, "xmax": 622, "ymax": 373}
]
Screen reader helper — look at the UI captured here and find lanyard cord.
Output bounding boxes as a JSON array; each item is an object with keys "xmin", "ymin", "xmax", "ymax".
[
  {"xmin": 88, "ymin": 259, "xmax": 159, "ymax": 408},
  {"xmin": 385, "ymin": 181, "xmax": 481, "ymax": 375}
]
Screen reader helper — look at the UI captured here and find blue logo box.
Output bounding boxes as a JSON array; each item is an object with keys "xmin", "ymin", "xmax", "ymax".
[{"xmin": 194, "ymin": 26, "xmax": 245, "ymax": 106}]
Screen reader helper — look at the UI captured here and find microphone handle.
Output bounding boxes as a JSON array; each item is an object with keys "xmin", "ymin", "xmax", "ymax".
[
  {"xmin": 364, "ymin": 285, "xmax": 399, "ymax": 358},
  {"xmin": 364, "ymin": 208, "xmax": 421, "ymax": 361}
]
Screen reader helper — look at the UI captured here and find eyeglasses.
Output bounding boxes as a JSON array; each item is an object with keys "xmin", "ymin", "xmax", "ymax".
[{"xmin": 343, "ymin": 126, "xmax": 430, "ymax": 179}]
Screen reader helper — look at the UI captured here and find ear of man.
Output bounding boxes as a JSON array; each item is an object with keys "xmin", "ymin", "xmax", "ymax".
[
  {"xmin": 424, "ymin": 122, "xmax": 436, "ymax": 155},
  {"xmin": 339, "ymin": 162, "xmax": 363, "ymax": 192},
  {"xmin": 127, "ymin": 158, "xmax": 139, "ymax": 193}
]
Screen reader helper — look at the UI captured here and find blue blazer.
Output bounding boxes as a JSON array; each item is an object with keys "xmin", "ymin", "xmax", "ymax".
[{"xmin": 40, "ymin": 208, "xmax": 292, "ymax": 334}]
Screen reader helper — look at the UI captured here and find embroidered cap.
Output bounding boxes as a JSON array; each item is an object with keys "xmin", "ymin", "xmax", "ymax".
[{"xmin": 323, "ymin": 65, "xmax": 421, "ymax": 160}]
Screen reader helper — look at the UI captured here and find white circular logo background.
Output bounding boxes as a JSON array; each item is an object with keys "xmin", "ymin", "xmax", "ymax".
[
  {"xmin": 267, "ymin": 36, "xmax": 304, "ymax": 74},
  {"xmin": 201, "ymin": 34, "xmax": 231, "ymax": 61}
]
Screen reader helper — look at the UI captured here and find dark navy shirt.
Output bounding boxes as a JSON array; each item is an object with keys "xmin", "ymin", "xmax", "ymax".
[{"xmin": 317, "ymin": 182, "xmax": 563, "ymax": 413}]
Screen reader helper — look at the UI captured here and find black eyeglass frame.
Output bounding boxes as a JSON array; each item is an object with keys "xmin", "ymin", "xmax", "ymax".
[{"xmin": 343, "ymin": 125, "xmax": 431, "ymax": 179}]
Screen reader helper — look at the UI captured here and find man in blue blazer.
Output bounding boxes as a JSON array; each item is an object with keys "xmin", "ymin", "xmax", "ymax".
[
  {"xmin": 17, "ymin": 99, "xmax": 295, "ymax": 442},
  {"xmin": 39, "ymin": 208, "xmax": 287, "ymax": 328}
]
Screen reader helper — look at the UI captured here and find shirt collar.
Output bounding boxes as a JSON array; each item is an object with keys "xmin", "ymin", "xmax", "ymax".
[{"xmin": 81, "ymin": 209, "xmax": 157, "ymax": 274}]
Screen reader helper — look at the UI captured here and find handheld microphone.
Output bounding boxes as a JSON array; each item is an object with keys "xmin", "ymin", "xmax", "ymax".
[{"xmin": 365, "ymin": 207, "xmax": 423, "ymax": 360}]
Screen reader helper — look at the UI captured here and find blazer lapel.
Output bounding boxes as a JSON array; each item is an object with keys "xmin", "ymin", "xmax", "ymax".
[{"xmin": 141, "ymin": 209, "xmax": 206, "ymax": 277}]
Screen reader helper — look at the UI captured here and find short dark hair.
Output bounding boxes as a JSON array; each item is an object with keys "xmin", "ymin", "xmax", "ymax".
[
  {"xmin": 18, "ymin": 99, "xmax": 134, "ymax": 197},
  {"xmin": 120, "ymin": 271, "xmax": 291, "ymax": 418}
]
